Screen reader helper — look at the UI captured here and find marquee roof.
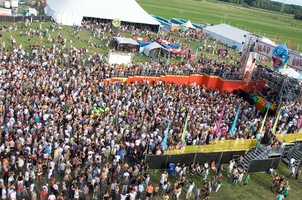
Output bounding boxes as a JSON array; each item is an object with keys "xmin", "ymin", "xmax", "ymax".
[{"xmin": 45, "ymin": 0, "xmax": 161, "ymax": 26}]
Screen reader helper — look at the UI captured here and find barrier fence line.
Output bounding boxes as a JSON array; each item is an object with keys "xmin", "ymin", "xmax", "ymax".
[
  {"xmin": 163, "ymin": 133, "xmax": 302, "ymax": 155},
  {"xmin": 164, "ymin": 139, "xmax": 258, "ymax": 155},
  {"xmin": 104, "ymin": 74, "xmax": 248, "ymax": 93},
  {"xmin": 276, "ymin": 132, "xmax": 302, "ymax": 144}
]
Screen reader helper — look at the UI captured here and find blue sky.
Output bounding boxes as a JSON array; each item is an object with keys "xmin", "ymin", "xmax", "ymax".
[{"xmin": 271, "ymin": 0, "xmax": 302, "ymax": 6}]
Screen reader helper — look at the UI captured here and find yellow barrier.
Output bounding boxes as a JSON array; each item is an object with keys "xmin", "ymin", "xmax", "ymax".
[
  {"xmin": 164, "ymin": 133, "xmax": 302, "ymax": 155},
  {"xmin": 276, "ymin": 132, "xmax": 302, "ymax": 144},
  {"xmin": 164, "ymin": 139, "xmax": 258, "ymax": 155}
]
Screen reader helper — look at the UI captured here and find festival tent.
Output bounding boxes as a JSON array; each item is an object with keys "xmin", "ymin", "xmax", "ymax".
[
  {"xmin": 45, "ymin": 0, "xmax": 160, "ymax": 28},
  {"xmin": 279, "ymin": 67, "xmax": 300, "ymax": 79},
  {"xmin": 181, "ymin": 20, "xmax": 196, "ymax": 29},
  {"xmin": 142, "ymin": 42, "xmax": 165, "ymax": 56},
  {"xmin": 114, "ymin": 37, "xmax": 139, "ymax": 46},
  {"xmin": 160, "ymin": 43, "xmax": 181, "ymax": 49},
  {"xmin": 203, "ymin": 24, "xmax": 249, "ymax": 51}
]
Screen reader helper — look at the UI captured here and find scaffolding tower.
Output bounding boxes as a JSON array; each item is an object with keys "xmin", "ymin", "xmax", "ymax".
[{"xmin": 248, "ymin": 65, "xmax": 302, "ymax": 108}]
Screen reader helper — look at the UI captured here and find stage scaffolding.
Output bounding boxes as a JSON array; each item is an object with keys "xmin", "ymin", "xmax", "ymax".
[{"xmin": 247, "ymin": 65, "xmax": 302, "ymax": 109}]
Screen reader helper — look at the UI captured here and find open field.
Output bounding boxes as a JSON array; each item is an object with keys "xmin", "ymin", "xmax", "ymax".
[
  {"xmin": 137, "ymin": 0, "xmax": 302, "ymax": 50},
  {"xmin": 149, "ymin": 162, "xmax": 302, "ymax": 200},
  {"xmin": 0, "ymin": 21, "xmax": 236, "ymax": 64}
]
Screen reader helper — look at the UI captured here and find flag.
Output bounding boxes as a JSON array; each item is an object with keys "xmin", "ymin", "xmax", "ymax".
[
  {"xmin": 219, "ymin": 45, "xmax": 224, "ymax": 57},
  {"xmin": 262, "ymin": 56, "xmax": 267, "ymax": 65},
  {"xmin": 215, "ymin": 104, "xmax": 226, "ymax": 135},
  {"xmin": 272, "ymin": 107, "xmax": 282, "ymax": 134},
  {"xmin": 162, "ymin": 121, "xmax": 171, "ymax": 151},
  {"xmin": 195, "ymin": 47, "xmax": 199, "ymax": 57},
  {"xmin": 297, "ymin": 115, "xmax": 302, "ymax": 130},
  {"xmin": 259, "ymin": 108, "xmax": 269, "ymax": 134},
  {"xmin": 181, "ymin": 112, "xmax": 189, "ymax": 142},
  {"xmin": 229, "ymin": 104, "xmax": 241, "ymax": 135}
]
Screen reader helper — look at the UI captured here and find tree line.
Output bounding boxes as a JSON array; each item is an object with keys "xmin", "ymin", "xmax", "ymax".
[{"xmin": 217, "ymin": 0, "xmax": 302, "ymax": 20}]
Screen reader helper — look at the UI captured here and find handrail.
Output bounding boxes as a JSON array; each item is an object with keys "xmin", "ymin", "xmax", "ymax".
[{"xmin": 287, "ymin": 144, "xmax": 300, "ymax": 159}]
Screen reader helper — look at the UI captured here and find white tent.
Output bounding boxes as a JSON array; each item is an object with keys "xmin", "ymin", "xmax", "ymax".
[
  {"xmin": 114, "ymin": 37, "xmax": 139, "ymax": 45},
  {"xmin": 279, "ymin": 67, "xmax": 300, "ymax": 79},
  {"xmin": 181, "ymin": 20, "xmax": 195, "ymax": 29},
  {"xmin": 142, "ymin": 42, "xmax": 165, "ymax": 56},
  {"xmin": 203, "ymin": 24, "xmax": 249, "ymax": 51},
  {"xmin": 45, "ymin": 0, "xmax": 161, "ymax": 27}
]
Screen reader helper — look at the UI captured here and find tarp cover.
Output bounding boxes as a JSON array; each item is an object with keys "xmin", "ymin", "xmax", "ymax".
[
  {"xmin": 143, "ymin": 42, "xmax": 165, "ymax": 56},
  {"xmin": 45, "ymin": 0, "xmax": 161, "ymax": 26},
  {"xmin": 114, "ymin": 37, "xmax": 139, "ymax": 45}
]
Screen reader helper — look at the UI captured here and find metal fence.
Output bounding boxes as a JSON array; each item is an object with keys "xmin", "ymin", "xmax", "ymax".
[
  {"xmin": 0, "ymin": 15, "xmax": 52, "ymax": 23},
  {"xmin": 145, "ymin": 150, "xmax": 246, "ymax": 169},
  {"xmin": 96, "ymin": 67, "xmax": 244, "ymax": 81}
]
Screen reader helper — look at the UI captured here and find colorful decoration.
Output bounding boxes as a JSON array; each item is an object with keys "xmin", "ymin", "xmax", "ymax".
[
  {"xmin": 272, "ymin": 44, "xmax": 289, "ymax": 71},
  {"xmin": 90, "ymin": 107, "xmax": 110, "ymax": 121},
  {"xmin": 251, "ymin": 94, "xmax": 276, "ymax": 113},
  {"xmin": 112, "ymin": 18, "xmax": 121, "ymax": 28}
]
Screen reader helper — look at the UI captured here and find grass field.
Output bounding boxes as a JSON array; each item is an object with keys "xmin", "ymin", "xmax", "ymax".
[
  {"xmin": 149, "ymin": 162, "xmax": 301, "ymax": 200},
  {"xmin": 0, "ymin": 21, "xmax": 235, "ymax": 64},
  {"xmin": 137, "ymin": 0, "xmax": 302, "ymax": 50}
]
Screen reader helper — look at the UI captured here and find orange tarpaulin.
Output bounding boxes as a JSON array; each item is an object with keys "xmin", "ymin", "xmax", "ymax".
[{"xmin": 103, "ymin": 74, "xmax": 263, "ymax": 93}]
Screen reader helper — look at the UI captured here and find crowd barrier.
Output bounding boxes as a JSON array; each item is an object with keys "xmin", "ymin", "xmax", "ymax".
[
  {"xmin": 164, "ymin": 139, "xmax": 258, "ymax": 155},
  {"xmin": 276, "ymin": 132, "xmax": 302, "ymax": 144},
  {"xmin": 146, "ymin": 150, "xmax": 246, "ymax": 169},
  {"xmin": 0, "ymin": 15, "xmax": 51, "ymax": 23},
  {"xmin": 104, "ymin": 74, "xmax": 250, "ymax": 93}
]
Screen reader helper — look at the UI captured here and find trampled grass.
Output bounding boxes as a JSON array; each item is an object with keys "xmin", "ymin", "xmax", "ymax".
[
  {"xmin": 148, "ymin": 162, "xmax": 302, "ymax": 200},
  {"xmin": 137, "ymin": 0, "xmax": 302, "ymax": 50}
]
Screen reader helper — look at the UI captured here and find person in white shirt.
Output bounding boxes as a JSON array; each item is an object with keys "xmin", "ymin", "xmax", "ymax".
[
  {"xmin": 129, "ymin": 190, "xmax": 137, "ymax": 200},
  {"xmin": 48, "ymin": 193, "xmax": 56, "ymax": 200},
  {"xmin": 120, "ymin": 192, "xmax": 128, "ymax": 200},
  {"xmin": 186, "ymin": 179, "xmax": 195, "ymax": 199},
  {"xmin": 1, "ymin": 186, "xmax": 6, "ymax": 200},
  {"xmin": 9, "ymin": 190, "xmax": 16, "ymax": 200}
]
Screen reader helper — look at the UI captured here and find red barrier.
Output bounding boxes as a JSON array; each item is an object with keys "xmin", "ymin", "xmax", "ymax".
[{"xmin": 104, "ymin": 75, "xmax": 259, "ymax": 93}]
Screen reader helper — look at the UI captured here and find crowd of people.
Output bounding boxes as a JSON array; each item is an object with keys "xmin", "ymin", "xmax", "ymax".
[{"xmin": 0, "ymin": 19, "xmax": 300, "ymax": 200}]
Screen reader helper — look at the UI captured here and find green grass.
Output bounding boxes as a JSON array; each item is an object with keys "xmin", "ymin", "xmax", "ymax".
[
  {"xmin": 137, "ymin": 0, "xmax": 302, "ymax": 50},
  {"xmin": 0, "ymin": 21, "xmax": 238, "ymax": 64},
  {"xmin": 148, "ymin": 162, "xmax": 301, "ymax": 200}
]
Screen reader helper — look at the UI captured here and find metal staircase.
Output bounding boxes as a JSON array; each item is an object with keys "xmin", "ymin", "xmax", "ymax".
[
  {"xmin": 238, "ymin": 146, "xmax": 269, "ymax": 172},
  {"xmin": 282, "ymin": 143, "xmax": 297, "ymax": 159},
  {"xmin": 282, "ymin": 144, "xmax": 302, "ymax": 167}
]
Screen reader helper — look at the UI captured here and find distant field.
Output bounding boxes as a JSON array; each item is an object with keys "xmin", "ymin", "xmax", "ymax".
[{"xmin": 137, "ymin": 0, "xmax": 302, "ymax": 50}]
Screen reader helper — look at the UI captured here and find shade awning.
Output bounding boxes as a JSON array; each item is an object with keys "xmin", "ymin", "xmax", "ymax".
[{"xmin": 114, "ymin": 37, "xmax": 139, "ymax": 45}]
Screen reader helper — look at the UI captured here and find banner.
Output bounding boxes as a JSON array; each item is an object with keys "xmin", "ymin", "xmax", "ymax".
[
  {"xmin": 259, "ymin": 108, "xmax": 269, "ymax": 134},
  {"xmin": 229, "ymin": 104, "xmax": 241, "ymax": 135},
  {"xmin": 243, "ymin": 52, "xmax": 257, "ymax": 82},
  {"xmin": 297, "ymin": 115, "xmax": 302, "ymax": 130},
  {"xmin": 181, "ymin": 112, "xmax": 189, "ymax": 142},
  {"xmin": 215, "ymin": 104, "xmax": 226, "ymax": 135},
  {"xmin": 162, "ymin": 121, "xmax": 171, "ymax": 151},
  {"xmin": 272, "ymin": 107, "xmax": 282, "ymax": 134},
  {"xmin": 288, "ymin": 51, "xmax": 302, "ymax": 71},
  {"xmin": 254, "ymin": 41, "xmax": 275, "ymax": 57}
]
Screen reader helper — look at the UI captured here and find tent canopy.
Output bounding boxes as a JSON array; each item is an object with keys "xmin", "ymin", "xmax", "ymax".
[
  {"xmin": 279, "ymin": 67, "xmax": 300, "ymax": 79},
  {"xmin": 143, "ymin": 42, "xmax": 165, "ymax": 56},
  {"xmin": 181, "ymin": 20, "xmax": 195, "ymax": 29},
  {"xmin": 45, "ymin": 0, "xmax": 161, "ymax": 27},
  {"xmin": 114, "ymin": 37, "xmax": 139, "ymax": 45}
]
